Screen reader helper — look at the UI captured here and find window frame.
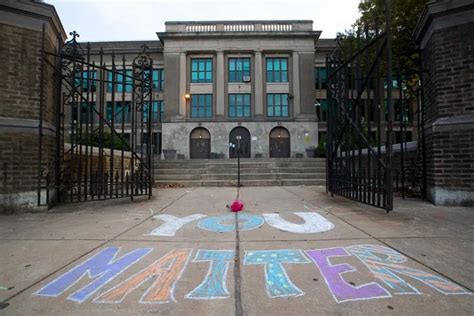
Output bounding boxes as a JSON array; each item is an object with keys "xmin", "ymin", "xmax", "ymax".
[
  {"xmin": 191, "ymin": 58, "xmax": 213, "ymax": 83},
  {"xmin": 228, "ymin": 93, "xmax": 251, "ymax": 118},
  {"xmin": 190, "ymin": 94, "xmax": 213, "ymax": 118},
  {"xmin": 228, "ymin": 58, "xmax": 251, "ymax": 83},
  {"xmin": 266, "ymin": 57, "xmax": 288, "ymax": 83},
  {"xmin": 266, "ymin": 93, "xmax": 289, "ymax": 117}
]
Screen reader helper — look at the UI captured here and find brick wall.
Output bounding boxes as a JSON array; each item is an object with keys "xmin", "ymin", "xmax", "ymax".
[
  {"xmin": 0, "ymin": 21, "xmax": 60, "ymax": 205},
  {"xmin": 421, "ymin": 21, "xmax": 474, "ymax": 205}
]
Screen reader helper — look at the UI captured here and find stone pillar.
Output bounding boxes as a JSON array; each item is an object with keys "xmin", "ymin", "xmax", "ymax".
[
  {"xmin": 216, "ymin": 51, "xmax": 225, "ymax": 117},
  {"xmin": 415, "ymin": 0, "xmax": 474, "ymax": 205},
  {"xmin": 0, "ymin": 0, "xmax": 66, "ymax": 212},
  {"xmin": 178, "ymin": 52, "xmax": 187, "ymax": 117},
  {"xmin": 254, "ymin": 50, "xmax": 264, "ymax": 116},
  {"xmin": 292, "ymin": 52, "xmax": 301, "ymax": 116}
]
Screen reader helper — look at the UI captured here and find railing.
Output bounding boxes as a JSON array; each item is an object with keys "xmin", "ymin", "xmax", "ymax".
[
  {"xmin": 185, "ymin": 24, "xmax": 217, "ymax": 32},
  {"xmin": 224, "ymin": 24, "xmax": 255, "ymax": 32},
  {"xmin": 174, "ymin": 21, "xmax": 307, "ymax": 33},
  {"xmin": 262, "ymin": 24, "xmax": 293, "ymax": 32}
]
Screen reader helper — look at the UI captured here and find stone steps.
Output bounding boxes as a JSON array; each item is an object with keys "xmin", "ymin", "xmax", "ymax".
[
  {"xmin": 153, "ymin": 158, "xmax": 326, "ymax": 187},
  {"xmin": 154, "ymin": 179, "xmax": 326, "ymax": 187}
]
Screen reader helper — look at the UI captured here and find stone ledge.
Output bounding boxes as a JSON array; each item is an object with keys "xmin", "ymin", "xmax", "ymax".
[{"xmin": 428, "ymin": 186, "xmax": 474, "ymax": 206}]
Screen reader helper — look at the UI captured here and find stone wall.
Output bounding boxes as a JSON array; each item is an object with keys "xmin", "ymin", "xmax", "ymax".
[
  {"xmin": 161, "ymin": 121, "xmax": 318, "ymax": 159},
  {"xmin": 415, "ymin": 0, "xmax": 474, "ymax": 205}
]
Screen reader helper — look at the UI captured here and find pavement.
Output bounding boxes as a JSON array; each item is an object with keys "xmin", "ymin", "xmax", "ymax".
[{"xmin": 0, "ymin": 186, "xmax": 473, "ymax": 315}]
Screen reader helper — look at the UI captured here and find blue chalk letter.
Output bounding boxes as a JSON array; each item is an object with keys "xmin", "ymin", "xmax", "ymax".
[
  {"xmin": 34, "ymin": 247, "xmax": 151, "ymax": 303},
  {"xmin": 186, "ymin": 250, "xmax": 235, "ymax": 300},
  {"xmin": 198, "ymin": 213, "xmax": 263, "ymax": 233},
  {"xmin": 244, "ymin": 249, "xmax": 310, "ymax": 298}
]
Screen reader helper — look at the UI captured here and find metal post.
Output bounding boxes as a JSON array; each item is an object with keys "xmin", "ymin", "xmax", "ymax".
[
  {"xmin": 236, "ymin": 135, "xmax": 242, "ymax": 187},
  {"xmin": 385, "ymin": 0, "xmax": 394, "ymax": 212}
]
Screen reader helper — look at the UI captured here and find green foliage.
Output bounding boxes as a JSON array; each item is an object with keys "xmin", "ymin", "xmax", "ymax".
[
  {"xmin": 317, "ymin": 134, "xmax": 326, "ymax": 158},
  {"xmin": 79, "ymin": 128, "xmax": 129, "ymax": 151}
]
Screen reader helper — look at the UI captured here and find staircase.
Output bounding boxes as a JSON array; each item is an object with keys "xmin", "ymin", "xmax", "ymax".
[{"xmin": 154, "ymin": 158, "xmax": 326, "ymax": 187}]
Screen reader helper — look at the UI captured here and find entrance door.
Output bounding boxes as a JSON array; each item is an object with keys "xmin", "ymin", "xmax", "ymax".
[
  {"xmin": 269, "ymin": 127, "xmax": 290, "ymax": 158},
  {"xmin": 229, "ymin": 127, "xmax": 251, "ymax": 158},
  {"xmin": 190, "ymin": 128, "xmax": 211, "ymax": 159}
]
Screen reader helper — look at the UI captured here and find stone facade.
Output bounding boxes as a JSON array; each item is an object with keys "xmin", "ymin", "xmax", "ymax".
[
  {"xmin": 157, "ymin": 21, "xmax": 321, "ymax": 159},
  {"xmin": 415, "ymin": 0, "xmax": 474, "ymax": 205}
]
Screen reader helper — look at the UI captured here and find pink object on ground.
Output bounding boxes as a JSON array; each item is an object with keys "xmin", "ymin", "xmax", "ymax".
[{"xmin": 230, "ymin": 200, "xmax": 244, "ymax": 212}]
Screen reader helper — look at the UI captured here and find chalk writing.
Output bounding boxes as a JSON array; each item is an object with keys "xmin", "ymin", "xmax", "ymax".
[
  {"xmin": 244, "ymin": 249, "xmax": 309, "ymax": 298},
  {"xmin": 346, "ymin": 244, "xmax": 470, "ymax": 295},
  {"xmin": 148, "ymin": 214, "xmax": 206, "ymax": 236},
  {"xmin": 198, "ymin": 213, "xmax": 264, "ymax": 233},
  {"xmin": 306, "ymin": 247, "xmax": 391, "ymax": 302},
  {"xmin": 185, "ymin": 250, "xmax": 235, "ymax": 300},
  {"xmin": 34, "ymin": 247, "xmax": 151, "ymax": 303},
  {"xmin": 33, "ymin": 244, "xmax": 471, "ymax": 305},
  {"xmin": 95, "ymin": 249, "xmax": 191, "ymax": 304},
  {"xmin": 263, "ymin": 212, "xmax": 335, "ymax": 233}
]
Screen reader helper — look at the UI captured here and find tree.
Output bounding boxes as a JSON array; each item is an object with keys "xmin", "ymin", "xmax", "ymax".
[{"xmin": 352, "ymin": 0, "xmax": 428, "ymax": 73}]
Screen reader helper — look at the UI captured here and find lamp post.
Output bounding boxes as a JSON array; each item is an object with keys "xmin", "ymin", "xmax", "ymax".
[{"xmin": 236, "ymin": 135, "xmax": 242, "ymax": 187}]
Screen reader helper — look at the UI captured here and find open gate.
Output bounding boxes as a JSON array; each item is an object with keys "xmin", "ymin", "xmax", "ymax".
[
  {"xmin": 37, "ymin": 30, "xmax": 155, "ymax": 207},
  {"xmin": 326, "ymin": 4, "xmax": 395, "ymax": 212}
]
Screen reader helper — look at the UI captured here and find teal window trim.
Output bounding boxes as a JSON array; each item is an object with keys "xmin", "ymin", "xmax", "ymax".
[
  {"xmin": 108, "ymin": 70, "xmax": 133, "ymax": 93},
  {"xmin": 75, "ymin": 71, "xmax": 97, "ymax": 91},
  {"xmin": 191, "ymin": 58, "xmax": 213, "ymax": 83},
  {"xmin": 266, "ymin": 57, "xmax": 288, "ymax": 83},
  {"xmin": 228, "ymin": 58, "xmax": 250, "ymax": 82},
  {"xmin": 267, "ymin": 93, "xmax": 289, "ymax": 117},
  {"xmin": 143, "ymin": 101, "xmax": 162, "ymax": 122},
  {"xmin": 191, "ymin": 94, "xmax": 213, "ymax": 118},
  {"xmin": 106, "ymin": 101, "xmax": 131, "ymax": 123},
  {"xmin": 228, "ymin": 93, "xmax": 251, "ymax": 117},
  {"xmin": 152, "ymin": 69, "xmax": 164, "ymax": 91},
  {"xmin": 315, "ymin": 67, "xmax": 327, "ymax": 89}
]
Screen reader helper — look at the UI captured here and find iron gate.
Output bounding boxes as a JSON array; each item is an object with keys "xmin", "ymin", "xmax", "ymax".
[
  {"xmin": 326, "ymin": 3, "xmax": 395, "ymax": 211},
  {"xmin": 37, "ymin": 30, "xmax": 155, "ymax": 207}
]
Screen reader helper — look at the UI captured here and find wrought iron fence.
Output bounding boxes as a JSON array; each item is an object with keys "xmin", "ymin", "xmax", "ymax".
[{"xmin": 37, "ymin": 30, "xmax": 156, "ymax": 207}]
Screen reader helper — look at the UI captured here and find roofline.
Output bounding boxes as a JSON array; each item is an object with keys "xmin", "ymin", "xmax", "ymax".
[{"xmin": 165, "ymin": 20, "xmax": 314, "ymax": 25}]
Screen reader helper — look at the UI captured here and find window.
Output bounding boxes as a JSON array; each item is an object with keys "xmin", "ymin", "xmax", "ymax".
[
  {"xmin": 314, "ymin": 67, "xmax": 327, "ymax": 89},
  {"xmin": 228, "ymin": 58, "xmax": 250, "ymax": 82},
  {"xmin": 191, "ymin": 58, "xmax": 213, "ymax": 83},
  {"xmin": 75, "ymin": 71, "xmax": 96, "ymax": 92},
  {"xmin": 108, "ymin": 70, "xmax": 133, "ymax": 92},
  {"xmin": 153, "ymin": 69, "xmax": 164, "ymax": 91},
  {"xmin": 74, "ymin": 102, "xmax": 95, "ymax": 123},
  {"xmin": 191, "ymin": 94, "xmax": 213, "ymax": 118},
  {"xmin": 317, "ymin": 99, "xmax": 328, "ymax": 121},
  {"xmin": 267, "ymin": 93, "xmax": 289, "ymax": 117},
  {"xmin": 229, "ymin": 94, "xmax": 251, "ymax": 117},
  {"xmin": 266, "ymin": 57, "xmax": 288, "ymax": 82},
  {"xmin": 106, "ymin": 101, "xmax": 131, "ymax": 123},
  {"xmin": 143, "ymin": 101, "xmax": 163, "ymax": 122},
  {"xmin": 385, "ymin": 100, "xmax": 411, "ymax": 122}
]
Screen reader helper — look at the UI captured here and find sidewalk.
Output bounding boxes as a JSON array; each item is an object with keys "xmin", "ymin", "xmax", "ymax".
[{"xmin": 0, "ymin": 186, "xmax": 472, "ymax": 315}]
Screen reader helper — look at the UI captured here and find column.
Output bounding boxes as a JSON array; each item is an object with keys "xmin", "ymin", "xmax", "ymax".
[
  {"xmin": 179, "ymin": 52, "xmax": 186, "ymax": 117},
  {"xmin": 292, "ymin": 52, "xmax": 301, "ymax": 116},
  {"xmin": 216, "ymin": 51, "xmax": 225, "ymax": 117},
  {"xmin": 254, "ymin": 51, "xmax": 263, "ymax": 116}
]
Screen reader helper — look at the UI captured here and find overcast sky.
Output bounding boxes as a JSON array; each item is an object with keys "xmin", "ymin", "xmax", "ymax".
[{"xmin": 45, "ymin": 0, "xmax": 361, "ymax": 42}]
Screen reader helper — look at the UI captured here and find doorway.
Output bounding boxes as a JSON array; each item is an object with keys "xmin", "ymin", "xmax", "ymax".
[
  {"xmin": 229, "ymin": 127, "xmax": 251, "ymax": 158},
  {"xmin": 269, "ymin": 127, "xmax": 290, "ymax": 158}
]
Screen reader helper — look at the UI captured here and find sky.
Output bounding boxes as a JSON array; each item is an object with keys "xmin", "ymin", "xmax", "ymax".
[{"xmin": 45, "ymin": 0, "xmax": 361, "ymax": 42}]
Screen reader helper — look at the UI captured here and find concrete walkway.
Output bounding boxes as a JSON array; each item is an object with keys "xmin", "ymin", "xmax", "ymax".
[{"xmin": 0, "ymin": 186, "xmax": 473, "ymax": 315}]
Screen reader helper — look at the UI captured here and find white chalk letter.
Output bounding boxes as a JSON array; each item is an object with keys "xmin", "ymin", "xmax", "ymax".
[
  {"xmin": 147, "ymin": 214, "xmax": 206, "ymax": 236},
  {"xmin": 263, "ymin": 212, "xmax": 335, "ymax": 234}
]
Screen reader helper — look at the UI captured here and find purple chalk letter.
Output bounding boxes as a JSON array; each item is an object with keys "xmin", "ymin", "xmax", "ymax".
[
  {"xmin": 306, "ymin": 247, "xmax": 390, "ymax": 303},
  {"xmin": 34, "ymin": 247, "xmax": 151, "ymax": 303}
]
